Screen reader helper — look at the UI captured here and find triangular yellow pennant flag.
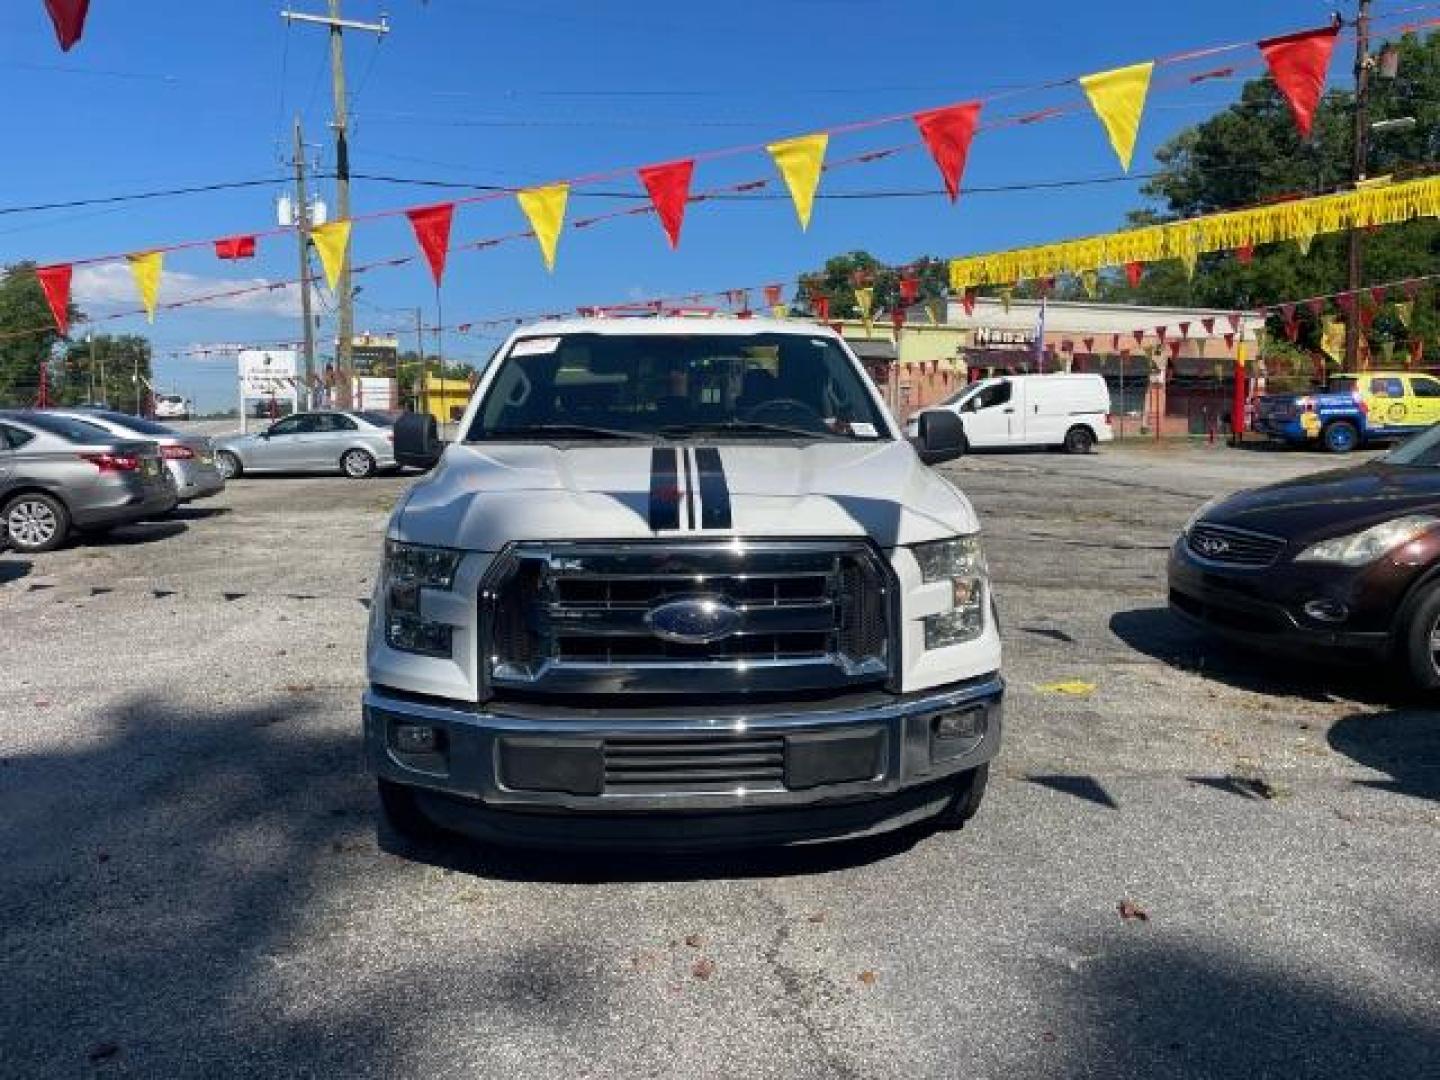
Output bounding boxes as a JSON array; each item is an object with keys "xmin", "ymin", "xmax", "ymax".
[
  {"xmin": 1078, "ymin": 61, "xmax": 1154, "ymax": 172},
  {"xmin": 770, "ymin": 304, "xmax": 788, "ymax": 320},
  {"xmin": 1395, "ymin": 301, "xmax": 1413, "ymax": 328},
  {"xmin": 925, "ymin": 298, "xmax": 944, "ymax": 324},
  {"xmin": 1295, "ymin": 227, "xmax": 1314, "ymax": 256},
  {"xmin": 999, "ymin": 287, "xmax": 1014, "ymax": 314},
  {"xmin": 516, "ymin": 184, "xmax": 569, "ymax": 272},
  {"xmin": 127, "ymin": 252, "xmax": 163, "ymax": 323},
  {"xmin": 311, "ymin": 221, "xmax": 352, "ymax": 291},
  {"xmin": 1080, "ymin": 269, "xmax": 1099, "ymax": 298},
  {"xmin": 767, "ymin": 133, "xmax": 828, "ymax": 230},
  {"xmin": 854, "ymin": 286, "xmax": 874, "ymax": 320}
]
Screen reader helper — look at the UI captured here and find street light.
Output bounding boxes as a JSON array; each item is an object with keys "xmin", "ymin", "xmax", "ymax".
[{"xmin": 1370, "ymin": 116, "xmax": 1417, "ymax": 133}]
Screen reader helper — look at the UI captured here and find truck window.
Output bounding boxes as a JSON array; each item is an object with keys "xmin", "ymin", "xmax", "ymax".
[
  {"xmin": 1410, "ymin": 376, "xmax": 1440, "ymax": 399},
  {"xmin": 1370, "ymin": 377, "xmax": 1404, "ymax": 398}
]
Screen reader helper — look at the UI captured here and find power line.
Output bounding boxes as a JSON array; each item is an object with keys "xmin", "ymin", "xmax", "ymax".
[{"xmin": 0, "ymin": 178, "xmax": 287, "ymax": 217}]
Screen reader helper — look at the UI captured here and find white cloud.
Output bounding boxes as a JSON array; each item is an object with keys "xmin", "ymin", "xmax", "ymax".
[{"xmin": 72, "ymin": 263, "xmax": 301, "ymax": 318}]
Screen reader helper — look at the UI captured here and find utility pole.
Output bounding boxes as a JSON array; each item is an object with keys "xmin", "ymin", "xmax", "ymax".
[
  {"xmin": 1346, "ymin": 0, "xmax": 1373, "ymax": 371},
  {"xmin": 415, "ymin": 307, "xmax": 427, "ymax": 419},
  {"xmin": 292, "ymin": 116, "xmax": 318, "ymax": 407},
  {"xmin": 281, "ymin": 2, "xmax": 389, "ymax": 408}
]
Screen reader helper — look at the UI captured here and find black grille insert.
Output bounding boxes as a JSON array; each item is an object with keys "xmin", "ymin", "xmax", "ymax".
[
  {"xmin": 1187, "ymin": 524, "xmax": 1285, "ymax": 567},
  {"xmin": 604, "ymin": 734, "xmax": 786, "ymax": 792}
]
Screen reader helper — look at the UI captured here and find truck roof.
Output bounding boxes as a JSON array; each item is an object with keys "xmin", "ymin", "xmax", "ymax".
[{"xmin": 504, "ymin": 316, "xmax": 840, "ymax": 339}]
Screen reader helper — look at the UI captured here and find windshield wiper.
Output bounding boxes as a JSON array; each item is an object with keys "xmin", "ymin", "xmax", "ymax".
[
  {"xmin": 482, "ymin": 424, "xmax": 650, "ymax": 441},
  {"xmin": 658, "ymin": 420, "xmax": 835, "ymax": 440}
]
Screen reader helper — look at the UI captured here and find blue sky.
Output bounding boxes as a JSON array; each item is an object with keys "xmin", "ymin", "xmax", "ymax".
[{"xmin": 0, "ymin": 1, "xmax": 1371, "ymax": 409}]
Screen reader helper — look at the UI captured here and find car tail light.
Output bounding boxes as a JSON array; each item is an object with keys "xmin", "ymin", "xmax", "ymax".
[
  {"xmin": 160, "ymin": 444, "xmax": 195, "ymax": 460},
  {"xmin": 1104, "ymin": 413, "xmax": 1113, "ymax": 427},
  {"xmin": 80, "ymin": 452, "xmax": 141, "ymax": 472}
]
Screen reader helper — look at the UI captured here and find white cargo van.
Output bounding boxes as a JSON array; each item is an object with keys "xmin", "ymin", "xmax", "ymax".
[{"xmin": 907, "ymin": 374, "xmax": 1113, "ymax": 454}]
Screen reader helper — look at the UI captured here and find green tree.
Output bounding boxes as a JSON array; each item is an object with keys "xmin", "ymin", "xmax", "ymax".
[
  {"xmin": 58, "ymin": 334, "xmax": 153, "ymax": 411},
  {"xmin": 1129, "ymin": 29, "xmax": 1440, "ymax": 359},
  {"xmin": 0, "ymin": 261, "xmax": 80, "ymax": 407},
  {"xmin": 794, "ymin": 251, "xmax": 948, "ymax": 318}
]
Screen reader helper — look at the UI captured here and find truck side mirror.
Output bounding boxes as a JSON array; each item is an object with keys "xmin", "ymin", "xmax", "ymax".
[
  {"xmin": 395, "ymin": 411, "xmax": 442, "ymax": 471},
  {"xmin": 911, "ymin": 409, "xmax": 966, "ymax": 465}
]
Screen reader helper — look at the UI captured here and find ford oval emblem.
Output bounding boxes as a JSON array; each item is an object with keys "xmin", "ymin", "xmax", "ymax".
[{"xmin": 644, "ymin": 596, "xmax": 742, "ymax": 645}]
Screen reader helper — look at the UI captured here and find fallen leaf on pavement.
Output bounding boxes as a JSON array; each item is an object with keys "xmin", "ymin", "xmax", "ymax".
[
  {"xmin": 691, "ymin": 957, "xmax": 715, "ymax": 980},
  {"xmin": 683, "ymin": 933, "xmax": 704, "ymax": 948},
  {"xmin": 857, "ymin": 970, "xmax": 878, "ymax": 986},
  {"xmin": 1037, "ymin": 680, "xmax": 1097, "ymax": 697},
  {"xmin": 807, "ymin": 912, "xmax": 826, "ymax": 924},
  {"xmin": 1118, "ymin": 899, "xmax": 1149, "ymax": 922}
]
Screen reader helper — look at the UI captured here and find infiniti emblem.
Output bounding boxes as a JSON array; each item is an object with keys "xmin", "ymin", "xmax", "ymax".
[
  {"xmin": 1195, "ymin": 535, "xmax": 1230, "ymax": 557},
  {"xmin": 644, "ymin": 596, "xmax": 742, "ymax": 645}
]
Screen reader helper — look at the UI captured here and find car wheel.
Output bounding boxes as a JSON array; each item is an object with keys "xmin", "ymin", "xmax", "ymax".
[
  {"xmin": 3, "ymin": 492, "xmax": 70, "ymax": 553},
  {"xmin": 341, "ymin": 448, "xmax": 377, "ymax": 479},
  {"xmin": 1323, "ymin": 421, "xmax": 1360, "ymax": 454},
  {"xmin": 933, "ymin": 763, "xmax": 990, "ymax": 829},
  {"xmin": 216, "ymin": 451, "xmax": 243, "ymax": 480},
  {"xmin": 1400, "ymin": 582, "xmax": 1440, "ymax": 690},
  {"xmin": 1063, "ymin": 425, "xmax": 1096, "ymax": 455},
  {"xmin": 377, "ymin": 778, "xmax": 447, "ymax": 845}
]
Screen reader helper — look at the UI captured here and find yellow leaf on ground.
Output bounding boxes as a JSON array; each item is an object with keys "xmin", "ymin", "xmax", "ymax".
[{"xmin": 1037, "ymin": 680, "xmax": 1097, "ymax": 697}]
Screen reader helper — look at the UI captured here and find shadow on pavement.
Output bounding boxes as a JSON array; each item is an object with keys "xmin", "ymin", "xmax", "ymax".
[
  {"xmin": 1060, "ymin": 935, "xmax": 1439, "ymax": 1076},
  {"xmin": 166, "ymin": 505, "xmax": 231, "ymax": 522},
  {"xmin": 0, "ymin": 558, "xmax": 31, "ymax": 584},
  {"xmin": 1109, "ymin": 606, "xmax": 1399, "ymax": 706},
  {"xmin": 85, "ymin": 521, "xmax": 189, "ymax": 547},
  {"xmin": 1328, "ymin": 710, "xmax": 1440, "ymax": 802}
]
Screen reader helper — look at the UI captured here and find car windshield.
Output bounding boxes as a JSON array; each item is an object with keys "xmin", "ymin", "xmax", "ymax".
[
  {"xmin": 92, "ymin": 411, "xmax": 177, "ymax": 436},
  {"xmin": 5, "ymin": 412, "xmax": 116, "ymax": 443},
  {"xmin": 467, "ymin": 331, "xmax": 888, "ymax": 442},
  {"xmin": 356, "ymin": 411, "xmax": 397, "ymax": 428},
  {"xmin": 1381, "ymin": 424, "xmax": 1440, "ymax": 467}
]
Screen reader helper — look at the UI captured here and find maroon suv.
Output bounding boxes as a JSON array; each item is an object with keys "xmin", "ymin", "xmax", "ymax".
[{"xmin": 1168, "ymin": 426, "xmax": 1440, "ymax": 688}]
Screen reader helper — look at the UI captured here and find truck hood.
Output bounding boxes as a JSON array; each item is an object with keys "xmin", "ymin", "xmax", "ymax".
[{"xmin": 394, "ymin": 440, "xmax": 978, "ymax": 551}]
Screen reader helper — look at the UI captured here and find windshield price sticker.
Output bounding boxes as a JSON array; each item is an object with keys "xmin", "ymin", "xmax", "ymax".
[{"xmin": 510, "ymin": 337, "xmax": 561, "ymax": 357}]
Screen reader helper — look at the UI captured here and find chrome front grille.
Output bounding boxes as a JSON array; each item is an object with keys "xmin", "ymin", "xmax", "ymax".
[
  {"xmin": 481, "ymin": 541, "xmax": 892, "ymax": 697},
  {"xmin": 1187, "ymin": 523, "xmax": 1286, "ymax": 567}
]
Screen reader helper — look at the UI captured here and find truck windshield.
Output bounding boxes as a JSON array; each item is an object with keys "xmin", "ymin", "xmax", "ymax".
[{"xmin": 467, "ymin": 331, "xmax": 888, "ymax": 442}]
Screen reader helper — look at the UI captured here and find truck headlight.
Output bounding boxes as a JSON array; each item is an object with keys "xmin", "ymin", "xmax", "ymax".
[
  {"xmin": 383, "ymin": 540, "xmax": 462, "ymax": 657},
  {"xmin": 912, "ymin": 535, "xmax": 988, "ymax": 649},
  {"xmin": 1294, "ymin": 515, "xmax": 1440, "ymax": 567}
]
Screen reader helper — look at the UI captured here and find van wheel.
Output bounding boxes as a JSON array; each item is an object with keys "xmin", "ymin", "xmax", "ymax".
[
  {"xmin": 1063, "ymin": 426, "xmax": 1096, "ymax": 455},
  {"xmin": 934, "ymin": 763, "xmax": 989, "ymax": 829},
  {"xmin": 377, "ymin": 779, "xmax": 447, "ymax": 845},
  {"xmin": 4, "ymin": 493, "xmax": 69, "ymax": 553},
  {"xmin": 1400, "ymin": 582, "xmax": 1440, "ymax": 690},
  {"xmin": 1323, "ymin": 421, "xmax": 1360, "ymax": 454}
]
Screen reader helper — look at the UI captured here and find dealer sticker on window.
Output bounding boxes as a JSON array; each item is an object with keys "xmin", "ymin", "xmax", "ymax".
[{"xmin": 510, "ymin": 337, "xmax": 560, "ymax": 357}]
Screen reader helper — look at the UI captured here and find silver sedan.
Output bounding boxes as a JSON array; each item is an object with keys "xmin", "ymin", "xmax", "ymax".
[
  {"xmin": 215, "ymin": 410, "xmax": 398, "ymax": 480},
  {"xmin": 44, "ymin": 409, "xmax": 224, "ymax": 502}
]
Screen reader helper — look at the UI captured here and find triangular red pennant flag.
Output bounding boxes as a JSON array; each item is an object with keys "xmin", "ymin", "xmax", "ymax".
[
  {"xmin": 1307, "ymin": 297, "xmax": 1326, "ymax": 318},
  {"xmin": 44, "ymin": 0, "xmax": 89, "ymax": 51},
  {"xmin": 1155, "ymin": 326, "xmax": 1168, "ymax": 343},
  {"xmin": 214, "ymin": 235, "xmax": 257, "ymax": 260},
  {"xmin": 1336, "ymin": 292, "xmax": 1357, "ymax": 316},
  {"xmin": 829, "ymin": 321, "xmax": 844, "ymax": 336},
  {"xmin": 1411, "ymin": 337, "xmax": 1425, "ymax": 367},
  {"xmin": 35, "ymin": 264, "xmax": 72, "ymax": 336},
  {"xmin": 1360, "ymin": 303, "xmax": 1378, "ymax": 330},
  {"xmin": 1111, "ymin": 334, "xmax": 1121, "ymax": 352},
  {"xmin": 962, "ymin": 287, "xmax": 977, "ymax": 317},
  {"xmin": 912, "ymin": 101, "xmax": 982, "ymax": 202},
  {"xmin": 406, "ymin": 203, "xmax": 456, "ymax": 287},
  {"xmin": 1133, "ymin": 329, "xmax": 1146, "ymax": 346},
  {"xmin": 637, "ymin": 159, "xmax": 695, "ymax": 249},
  {"xmin": 1236, "ymin": 243, "xmax": 1254, "ymax": 265},
  {"xmin": 1258, "ymin": 25, "xmax": 1340, "ymax": 138},
  {"xmin": 892, "ymin": 308, "xmax": 907, "ymax": 330},
  {"xmin": 1201, "ymin": 317, "xmax": 1215, "ymax": 335},
  {"xmin": 899, "ymin": 275, "xmax": 920, "ymax": 304},
  {"xmin": 1083, "ymin": 337, "xmax": 1095, "ymax": 354},
  {"xmin": 1224, "ymin": 333, "xmax": 1236, "ymax": 350},
  {"xmin": 813, "ymin": 296, "xmax": 830, "ymax": 320},
  {"xmin": 1125, "ymin": 262, "xmax": 1143, "ymax": 288},
  {"xmin": 1369, "ymin": 286, "xmax": 1388, "ymax": 307},
  {"xmin": 1281, "ymin": 303, "xmax": 1300, "ymax": 341},
  {"xmin": 1168, "ymin": 340, "xmax": 1182, "ymax": 360},
  {"xmin": 1226, "ymin": 313, "xmax": 1241, "ymax": 332},
  {"xmin": 458, "ymin": 323, "xmax": 472, "ymax": 333},
  {"xmin": 1177, "ymin": 321, "xmax": 1191, "ymax": 340},
  {"xmin": 764, "ymin": 284, "xmax": 783, "ymax": 307},
  {"xmin": 1403, "ymin": 279, "xmax": 1422, "ymax": 302}
]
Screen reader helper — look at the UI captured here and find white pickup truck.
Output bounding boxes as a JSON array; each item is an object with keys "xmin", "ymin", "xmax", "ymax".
[{"xmin": 366, "ymin": 318, "xmax": 1003, "ymax": 849}]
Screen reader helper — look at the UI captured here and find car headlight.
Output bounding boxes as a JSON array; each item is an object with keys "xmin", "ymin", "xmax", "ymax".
[
  {"xmin": 912, "ymin": 535, "xmax": 988, "ymax": 649},
  {"xmin": 383, "ymin": 540, "xmax": 463, "ymax": 656},
  {"xmin": 1182, "ymin": 497, "xmax": 1222, "ymax": 537},
  {"xmin": 1294, "ymin": 515, "xmax": 1440, "ymax": 567}
]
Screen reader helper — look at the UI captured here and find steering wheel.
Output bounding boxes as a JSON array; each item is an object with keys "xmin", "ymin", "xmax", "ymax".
[{"xmin": 741, "ymin": 397, "xmax": 825, "ymax": 427}]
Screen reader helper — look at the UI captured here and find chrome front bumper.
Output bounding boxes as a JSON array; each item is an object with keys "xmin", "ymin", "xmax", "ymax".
[{"xmin": 364, "ymin": 674, "xmax": 1003, "ymax": 845}]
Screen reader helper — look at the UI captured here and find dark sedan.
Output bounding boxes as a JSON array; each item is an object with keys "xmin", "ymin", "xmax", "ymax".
[{"xmin": 1168, "ymin": 424, "xmax": 1440, "ymax": 688}]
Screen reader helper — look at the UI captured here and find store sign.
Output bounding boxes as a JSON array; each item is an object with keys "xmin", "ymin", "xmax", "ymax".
[
  {"xmin": 974, "ymin": 327, "xmax": 1034, "ymax": 347},
  {"xmin": 238, "ymin": 350, "xmax": 298, "ymax": 397}
]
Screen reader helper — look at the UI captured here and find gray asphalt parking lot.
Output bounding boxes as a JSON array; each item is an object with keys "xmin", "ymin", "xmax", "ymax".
[{"xmin": 1, "ymin": 443, "xmax": 1437, "ymax": 1078}]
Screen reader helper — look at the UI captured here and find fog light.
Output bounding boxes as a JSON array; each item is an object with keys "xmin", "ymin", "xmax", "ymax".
[
  {"xmin": 1303, "ymin": 599, "xmax": 1349, "ymax": 624},
  {"xmin": 934, "ymin": 708, "xmax": 982, "ymax": 741},
  {"xmin": 394, "ymin": 723, "xmax": 441, "ymax": 754}
]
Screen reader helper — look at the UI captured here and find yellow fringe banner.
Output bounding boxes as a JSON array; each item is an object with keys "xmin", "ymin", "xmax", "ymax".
[{"xmin": 948, "ymin": 175, "xmax": 1440, "ymax": 290}]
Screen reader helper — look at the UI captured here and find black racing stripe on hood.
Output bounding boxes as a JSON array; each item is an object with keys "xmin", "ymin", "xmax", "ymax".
[
  {"xmin": 649, "ymin": 447, "xmax": 681, "ymax": 531},
  {"xmin": 694, "ymin": 446, "xmax": 732, "ymax": 530}
]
